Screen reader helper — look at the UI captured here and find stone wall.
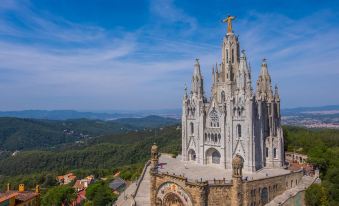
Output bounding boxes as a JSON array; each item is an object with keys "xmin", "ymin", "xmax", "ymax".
[
  {"xmin": 207, "ymin": 184, "xmax": 232, "ymax": 206},
  {"xmin": 244, "ymin": 170, "xmax": 303, "ymax": 206},
  {"xmin": 151, "ymin": 170, "xmax": 304, "ymax": 206}
]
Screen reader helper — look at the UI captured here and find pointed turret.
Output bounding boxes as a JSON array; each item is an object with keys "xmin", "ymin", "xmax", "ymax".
[
  {"xmin": 191, "ymin": 59, "xmax": 204, "ymax": 98},
  {"xmin": 256, "ymin": 59, "xmax": 273, "ymax": 100},
  {"xmin": 212, "ymin": 66, "xmax": 215, "ymax": 84},
  {"xmin": 237, "ymin": 50, "xmax": 252, "ymax": 92},
  {"xmin": 193, "ymin": 58, "xmax": 202, "ymax": 77},
  {"xmin": 274, "ymin": 85, "xmax": 280, "ymax": 102},
  {"xmin": 184, "ymin": 83, "xmax": 188, "ymax": 99}
]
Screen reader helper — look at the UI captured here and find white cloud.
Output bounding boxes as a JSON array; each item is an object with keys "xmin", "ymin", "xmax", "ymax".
[
  {"xmin": 0, "ymin": 1, "xmax": 338, "ymax": 110},
  {"xmin": 149, "ymin": 0, "xmax": 197, "ymax": 34}
]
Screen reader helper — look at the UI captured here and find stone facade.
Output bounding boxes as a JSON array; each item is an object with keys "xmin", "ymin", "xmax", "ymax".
[
  {"xmin": 149, "ymin": 152, "xmax": 303, "ymax": 206},
  {"xmin": 181, "ymin": 17, "xmax": 284, "ymax": 172}
]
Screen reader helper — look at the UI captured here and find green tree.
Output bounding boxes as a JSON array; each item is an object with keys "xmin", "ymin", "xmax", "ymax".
[
  {"xmin": 86, "ymin": 181, "xmax": 115, "ymax": 206},
  {"xmin": 42, "ymin": 185, "xmax": 77, "ymax": 206},
  {"xmin": 305, "ymin": 182, "xmax": 328, "ymax": 206},
  {"xmin": 42, "ymin": 174, "xmax": 57, "ymax": 187}
]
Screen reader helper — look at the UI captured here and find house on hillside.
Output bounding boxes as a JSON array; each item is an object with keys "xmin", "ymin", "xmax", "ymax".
[
  {"xmin": 73, "ymin": 175, "xmax": 94, "ymax": 192},
  {"xmin": 0, "ymin": 184, "xmax": 40, "ymax": 206},
  {"xmin": 108, "ymin": 177, "xmax": 126, "ymax": 194},
  {"xmin": 72, "ymin": 190, "xmax": 86, "ymax": 206},
  {"xmin": 56, "ymin": 173, "xmax": 77, "ymax": 185}
]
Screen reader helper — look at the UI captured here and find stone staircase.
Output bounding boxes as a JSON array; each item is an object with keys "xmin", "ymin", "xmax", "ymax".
[
  {"xmin": 115, "ymin": 161, "xmax": 151, "ymax": 206},
  {"xmin": 134, "ymin": 165, "xmax": 151, "ymax": 205}
]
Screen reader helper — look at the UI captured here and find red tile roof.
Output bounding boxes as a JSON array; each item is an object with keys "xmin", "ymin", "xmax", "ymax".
[{"xmin": 0, "ymin": 192, "xmax": 18, "ymax": 203}]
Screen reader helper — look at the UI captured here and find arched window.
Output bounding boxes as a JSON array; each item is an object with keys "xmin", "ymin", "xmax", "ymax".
[
  {"xmin": 221, "ymin": 91, "xmax": 225, "ymax": 103},
  {"xmin": 205, "ymin": 133, "xmax": 207, "ymax": 142},
  {"xmin": 190, "ymin": 122, "xmax": 194, "ymax": 134},
  {"xmin": 226, "ymin": 49, "xmax": 229, "ymax": 63},
  {"xmin": 237, "ymin": 124, "xmax": 241, "ymax": 137},
  {"xmin": 212, "ymin": 150, "xmax": 221, "ymax": 164},
  {"xmin": 273, "ymin": 148, "xmax": 277, "ymax": 158},
  {"xmin": 209, "ymin": 108, "xmax": 219, "ymax": 128},
  {"xmin": 231, "ymin": 48, "xmax": 234, "ymax": 63},
  {"xmin": 218, "ymin": 134, "xmax": 221, "ymax": 142},
  {"xmin": 208, "ymin": 133, "xmax": 211, "ymax": 141},
  {"xmin": 261, "ymin": 187, "xmax": 269, "ymax": 204},
  {"xmin": 266, "ymin": 147, "xmax": 269, "ymax": 158}
]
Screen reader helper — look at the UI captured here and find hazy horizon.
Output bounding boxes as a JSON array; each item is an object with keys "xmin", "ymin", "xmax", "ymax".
[{"xmin": 1, "ymin": 104, "xmax": 339, "ymax": 113}]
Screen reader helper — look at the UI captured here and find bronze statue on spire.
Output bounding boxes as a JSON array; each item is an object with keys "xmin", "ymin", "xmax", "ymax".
[{"xmin": 223, "ymin": 15, "xmax": 236, "ymax": 33}]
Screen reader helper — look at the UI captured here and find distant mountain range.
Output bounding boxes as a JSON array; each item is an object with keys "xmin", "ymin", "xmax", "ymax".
[
  {"xmin": 0, "ymin": 115, "xmax": 179, "ymax": 151},
  {"xmin": 1, "ymin": 106, "xmax": 338, "ymax": 120},
  {"xmin": 0, "ymin": 109, "xmax": 181, "ymax": 120},
  {"xmin": 281, "ymin": 105, "xmax": 339, "ymax": 116}
]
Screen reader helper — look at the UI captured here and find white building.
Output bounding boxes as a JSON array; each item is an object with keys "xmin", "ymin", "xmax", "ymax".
[{"xmin": 181, "ymin": 18, "xmax": 284, "ymax": 172}]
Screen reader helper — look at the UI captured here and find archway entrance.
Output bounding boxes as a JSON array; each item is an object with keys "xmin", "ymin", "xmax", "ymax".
[
  {"xmin": 206, "ymin": 148, "xmax": 221, "ymax": 164},
  {"xmin": 156, "ymin": 182, "xmax": 193, "ymax": 206},
  {"xmin": 188, "ymin": 149, "xmax": 196, "ymax": 161},
  {"xmin": 163, "ymin": 193, "xmax": 184, "ymax": 206}
]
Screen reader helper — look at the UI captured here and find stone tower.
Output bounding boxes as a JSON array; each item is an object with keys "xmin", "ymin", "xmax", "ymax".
[
  {"xmin": 150, "ymin": 143, "xmax": 159, "ymax": 206},
  {"xmin": 182, "ymin": 16, "xmax": 284, "ymax": 172},
  {"xmin": 231, "ymin": 155, "xmax": 244, "ymax": 206}
]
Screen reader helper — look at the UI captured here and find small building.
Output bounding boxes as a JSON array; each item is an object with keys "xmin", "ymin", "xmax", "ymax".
[
  {"xmin": 57, "ymin": 173, "xmax": 77, "ymax": 185},
  {"xmin": 72, "ymin": 190, "xmax": 86, "ymax": 206},
  {"xmin": 285, "ymin": 152, "xmax": 308, "ymax": 164},
  {"xmin": 0, "ymin": 184, "xmax": 40, "ymax": 206},
  {"xmin": 0, "ymin": 192, "xmax": 17, "ymax": 206},
  {"xmin": 108, "ymin": 177, "xmax": 126, "ymax": 194},
  {"xmin": 73, "ymin": 175, "xmax": 94, "ymax": 192}
]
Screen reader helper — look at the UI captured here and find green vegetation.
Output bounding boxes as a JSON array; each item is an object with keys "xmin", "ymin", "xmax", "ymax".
[
  {"xmin": 284, "ymin": 126, "xmax": 339, "ymax": 206},
  {"xmin": 0, "ymin": 126, "xmax": 180, "ymax": 176},
  {"xmin": 42, "ymin": 185, "xmax": 77, "ymax": 206},
  {"xmin": 0, "ymin": 116, "xmax": 179, "ymax": 151},
  {"xmin": 1, "ymin": 117, "xmax": 339, "ymax": 205},
  {"xmin": 0, "ymin": 122, "xmax": 180, "ymax": 195},
  {"xmin": 85, "ymin": 181, "xmax": 117, "ymax": 206},
  {"xmin": 305, "ymin": 184, "xmax": 328, "ymax": 206}
]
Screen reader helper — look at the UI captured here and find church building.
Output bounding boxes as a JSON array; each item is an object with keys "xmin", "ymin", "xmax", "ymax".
[
  {"xmin": 117, "ymin": 16, "xmax": 318, "ymax": 206},
  {"xmin": 181, "ymin": 15, "xmax": 284, "ymax": 172}
]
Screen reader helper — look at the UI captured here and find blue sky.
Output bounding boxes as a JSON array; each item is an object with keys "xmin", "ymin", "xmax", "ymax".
[{"xmin": 0, "ymin": 0, "xmax": 338, "ymax": 111}]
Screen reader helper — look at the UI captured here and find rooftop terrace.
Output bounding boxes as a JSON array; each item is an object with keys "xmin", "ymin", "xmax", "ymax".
[{"xmin": 158, "ymin": 154, "xmax": 292, "ymax": 183}]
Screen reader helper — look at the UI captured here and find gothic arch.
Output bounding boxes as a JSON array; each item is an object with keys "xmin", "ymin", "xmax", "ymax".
[
  {"xmin": 156, "ymin": 182, "xmax": 193, "ymax": 206},
  {"xmin": 206, "ymin": 148, "xmax": 221, "ymax": 164},
  {"xmin": 163, "ymin": 193, "xmax": 184, "ymax": 206}
]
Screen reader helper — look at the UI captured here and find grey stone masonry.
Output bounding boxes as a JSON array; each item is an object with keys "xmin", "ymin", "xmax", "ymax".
[{"xmin": 182, "ymin": 26, "xmax": 284, "ymax": 173}]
